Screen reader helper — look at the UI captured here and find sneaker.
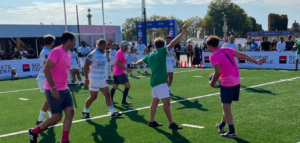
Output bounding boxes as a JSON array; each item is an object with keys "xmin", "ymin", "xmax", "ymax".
[
  {"xmin": 169, "ymin": 122, "xmax": 183, "ymax": 130},
  {"xmin": 122, "ymin": 102, "xmax": 132, "ymax": 106},
  {"xmin": 215, "ymin": 123, "xmax": 225, "ymax": 133},
  {"xmin": 36, "ymin": 120, "xmax": 43, "ymax": 126},
  {"xmin": 111, "ymin": 111, "xmax": 123, "ymax": 118},
  {"xmin": 138, "ymin": 71, "xmax": 140, "ymax": 73},
  {"xmin": 145, "ymin": 71, "xmax": 148, "ymax": 74},
  {"xmin": 113, "ymin": 101, "xmax": 118, "ymax": 104},
  {"xmin": 80, "ymin": 82, "xmax": 84, "ymax": 86},
  {"xmin": 130, "ymin": 74, "xmax": 132, "ymax": 76},
  {"xmin": 221, "ymin": 132, "xmax": 237, "ymax": 138},
  {"xmin": 148, "ymin": 121, "xmax": 163, "ymax": 127},
  {"xmin": 82, "ymin": 112, "xmax": 91, "ymax": 119},
  {"xmin": 28, "ymin": 128, "xmax": 38, "ymax": 143}
]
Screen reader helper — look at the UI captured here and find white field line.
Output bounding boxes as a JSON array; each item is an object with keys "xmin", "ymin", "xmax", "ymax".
[
  {"xmin": 19, "ymin": 98, "xmax": 29, "ymax": 101},
  {"xmin": 0, "ymin": 76, "xmax": 299, "ymax": 138},
  {"xmin": 182, "ymin": 124, "xmax": 204, "ymax": 129},
  {"xmin": 0, "ymin": 69, "xmax": 202, "ymax": 95}
]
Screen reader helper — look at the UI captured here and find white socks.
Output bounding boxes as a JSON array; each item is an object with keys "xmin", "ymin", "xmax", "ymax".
[
  {"xmin": 83, "ymin": 107, "xmax": 89, "ymax": 112},
  {"xmin": 38, "ymin": 110, "xmax": 46, "ymax": 121},
  {"xmin": 108, "ymin": 105, "xmax": 115, "ymax": 114},
  {"xmin": 143, "ymin": 64, "xmax": 147, "ymax": 72},
  {"xmin": 48, "ymin": 111, "xmax": 52, "ymax": 118}
]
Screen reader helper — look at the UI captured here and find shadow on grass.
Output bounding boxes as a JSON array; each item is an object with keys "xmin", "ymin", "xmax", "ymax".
[
  {"xmin": 86, "ymin": 118, "xmax": 125, "ymax": 143},
  {"xmin": 241, "ymin": 85, "xmax": 277, "ymax": 95},
  {"xmin": 233, "ymin": 137, "xmax": 251, "ymax": 143},
  {"xmin": 129, "ymin": 75, "xmax": 140, "ymax": 79},
  {"xmin": 115, "ymin": 88, "xmax": 133, "ymax": 100},
  {"xmin": 39, "ymin": 127, "xmax": 56, "ymax": 143},
  {"xmin": 114, "ymin": 106, "xmax": 190, "ymax": 143},
  {"xmin": 69, "ymin": 85, "xmax": 82, "ymax": 109},
  {"xmin": 170, "ymin": 94, "xmax": 209, "ymax": 111}
]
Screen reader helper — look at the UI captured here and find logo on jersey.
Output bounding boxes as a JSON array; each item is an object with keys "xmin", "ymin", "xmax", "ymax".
[
  {"xmin": 204, "ymin": 56, "xmax": 210, "ymax": 63},
  {"xmin": 279, "ymin": 56, "xmax": 287, "ymax": 64},
  {"xmin": 22, "ymin": 64, "xmax": 30, "ymax": 72},
  {"xmin": 239, "ymin": 58, "xmax": 245, "ymax": 64}
]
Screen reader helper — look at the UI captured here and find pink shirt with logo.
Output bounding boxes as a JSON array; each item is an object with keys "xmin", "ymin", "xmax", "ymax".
[
  {"xmin": 45, "ymin": 46, "xmax": 71, "ymax": 90},
  {"xmin": 209, "ymin": 47, "xmax": 240, "ymax": 87},
  {"xmin": 113, "ymin": 50, "xmax": 126, "ymax": 76}
]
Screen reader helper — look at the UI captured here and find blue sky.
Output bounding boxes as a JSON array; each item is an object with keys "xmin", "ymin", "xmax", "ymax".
[{"xmin": 1, "ymin": 0, "xmax": 299, "ymax": 30}]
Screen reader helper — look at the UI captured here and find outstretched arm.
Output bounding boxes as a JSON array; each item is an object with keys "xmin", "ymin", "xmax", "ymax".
[
  {"xmin": 167, "ymin": 24, "xmax": 188, "ymax": 52},
  {"xmin": 234, "ymin": 51, "xmax": 266, "ymax": 65}
]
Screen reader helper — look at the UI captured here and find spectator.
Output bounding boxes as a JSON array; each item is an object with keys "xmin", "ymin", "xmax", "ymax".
[
  {"xmin": 147, "ymin": 42, "xmax": 154, "ymax": 53},
  {"xmin": 116, "ymin": 44, "xmax": 120, "ymax": 51},
  {"xmin": 174, "ymin": 43, "xmax": 181, "ymax": 67},
  {"xmin": 0, "ymin": 51, "xmax": 5, "ymax": 60},
  {"xmin": 27, "ymin": 47, "xmax": 36, "ymax": 59},
  {"xmin": 250, "ymin": 39, "xmax": 259, "ymax": 51},
  {"xmin": 260, "ymin": 36, "xmax": 271, "ymax": 51},
  {"xmin": 276, "ymin": 37, "xmax": 286, "ymax": 52},
  {"xmin": 20, "ymin": 47, "xmax": 28, "ymax": 59},
  {"xmin": 271, "ymin": 38, "xmax": 277, "ymax": 51},
  {"xmin": 12, "ymin": 48, "xmax": 21, "ymax": 60},
  {"xmin": 237, "ymin": 43, "xmax": 243, "ymax": 51},
  {"xmin": 192, "ymin": 44, "xmax": 201, "ymax": 67},
  {"xmin": 223, "ymin": 35, "xmax": 238, "ymax": 50},
  {"xmin": 187, "ymin": 41, "xmax": 193, "ymax": 66},
  {"xmin": 285, "ymin": 35, "xmax": 295, "ymax": 51},
  {"xmin": 244, "ymin": 37, "xmax": 252, "ymax": 51},
  {"xmin": 203, "ymin": 43, "xmax": 208, "ymax": 52}
]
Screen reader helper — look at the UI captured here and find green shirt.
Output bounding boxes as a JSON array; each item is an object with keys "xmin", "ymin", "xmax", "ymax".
[
  {"xmin": 296, "ymin": 41, "xmax": 300, "ymax": 54},
  {"xmin": 143, "ymin": 47, "xmax": 168, "ymax": 87}
]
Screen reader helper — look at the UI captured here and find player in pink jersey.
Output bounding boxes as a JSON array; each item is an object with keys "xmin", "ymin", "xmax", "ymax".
[
  {"xmin": 207, "ymin": 36, "xmax": 266, "ymax": 138},
  {"xmin": 28, "ymin": 32, "xmax": 77, "ymax": 143}
]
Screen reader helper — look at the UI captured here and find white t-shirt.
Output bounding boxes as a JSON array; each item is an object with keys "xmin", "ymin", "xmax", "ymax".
[
  {"xmin": 277, "ymin": 42, "xmax": 286, "ymax": 51},
  {"xmin": 223, "ymin": 42, "xmax": 238, "ymax": 50},
  {"xmin": 20, "ymin": 50, "xmax": 28, "ymax": 59}
]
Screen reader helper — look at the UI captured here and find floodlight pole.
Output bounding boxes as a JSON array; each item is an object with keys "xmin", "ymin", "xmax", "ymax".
[
  {"xmin": 63, "ymin": 0, "xmax": 68, "ymax": 31},
  {"xmin": 101, "ymin": 0, "xmax": 106, "ymax": 40},
  {"xmin": 142, "ymin": 0, "xmax": 147, "ymax": 45}
]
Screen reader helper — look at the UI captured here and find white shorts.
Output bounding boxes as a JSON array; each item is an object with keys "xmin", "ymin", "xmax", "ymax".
[
  {"xmin": 110, "ymin": 59, "xmax": 115, "ymax": 65},
  {"xmin": 70, "ymin": 64, "xmax": 79, "ymax": 69},
  {"xmin": 79, "ymin": 57, "xmax": 86, "ymax": 68},
  {"xmin": 167, "ymin": 64, "xmax": 174, "ymax": 73},
  {"xmin": 152, "ymin": 83, "xmax": 170, "ymax": 99},
  {"xmin": 89, "ymin": 79, "xmax": 108, "ymax": 92},
  {"xmin": 296, "ymin": 54, "xmax": 300, "ymax": 60},
  {"xmin": 37, "ymin": 78, "xmax": 45, "ymax": 93}
]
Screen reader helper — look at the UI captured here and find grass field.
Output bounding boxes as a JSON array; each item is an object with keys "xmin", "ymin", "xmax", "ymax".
[{"xmin": 0, "ymin": 67, "xmax": 299, "ymax": 143}]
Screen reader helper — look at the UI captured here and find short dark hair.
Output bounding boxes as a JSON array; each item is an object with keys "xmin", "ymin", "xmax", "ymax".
[
  {"xmin": 44, "ymin": 34, "xmax": 55, "ymax": 45},
  {"xmin": 154, "ymin": 37, "xmax": 165, "ymax": 49},
  {"xmin": 61, "ymin": 31, "xmax": 76, "ymax": 44},
  {"xmin": 206, "ymin": 36, "xmax": 219, "ymax": 48},
  {"xmin": 96, "ymin": 39, "xmax": 106, "ymax": 46},
  {"xmin": 166, "ymin": 35, "xmax": 172, "ymax": 40}
]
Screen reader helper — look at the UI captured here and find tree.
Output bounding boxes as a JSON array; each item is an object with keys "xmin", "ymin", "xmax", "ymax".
[
  {"xmin": 184, "ymin": 16, "xmax": 202, "ymax": 38},
  {"xmin": 202, "ymin": 0, "xmax": 254, "ymax": 38},
  {"xmin": 268, "ymin": 13, "xmax": 288, "ymax": 31},
  {"xmin": 122, "ymin": 17, "xmax": 141, "ymax": 41}
]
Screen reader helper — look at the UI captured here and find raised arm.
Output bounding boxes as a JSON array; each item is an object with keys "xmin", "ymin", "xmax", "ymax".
[
  {"xmin": 167, "ymin": 24, "xmax": 188, "ymax": 52},
  {"xmin": 234, "ymin": 51, "xmax": 266, "ymax": 65}
]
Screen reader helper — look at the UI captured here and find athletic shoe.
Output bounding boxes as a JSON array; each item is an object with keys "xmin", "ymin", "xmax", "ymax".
[
  {"xmin": 111, "ymin": 111, "xmax": 123, "ymax": 118},
  {"xmin": 148, "ymin": 121, "xmax": 163, "ymax": 127},
  {"xmin": 113, "ymin": 101, "xmax": 118, "ymax": 104},
  {"xmin": 36, "ymin": 120, "xmax": 43, "ymax": 126},
  {"xmin": 169, "ymin": 91, "xmax": 173, "ymax": 95},
  {"xmin": 221, "ymin": 132, "xmax": 237, "ymax": 138},
  {"xmin": 169, "ymin": 122, "xmax": 183, "ymax": 130},
  {"xmin": 122, "ymin": 102, "xmax": 132, "ymax": 106},
  {"xmin": 60, "ymin": 141, "xmax": 72, "ymax": 143},
  {"xmin": 80, "ymin": 82, "xmax": 84, "ymax": 86},
  {"xmin": 130, "ymin": 74, "xmax": 132, "ymax": 76},
  {"xmin": 138, "ymin": 71, "xmax": 140, "ymax": 73},
  {"xmin": 28, "ymin": 129, "xmax": 38, "ymax": 143},
  {"xmin": 82, "ymin": 112, "xmax": 91, "ymax": 119},
  {"xmin": 215, "ymin": 123, "xmax": 225, "ymax": 133},
  {"xmin": 145, "ymin": 71, "xmax": 148, "ymax": 74}
]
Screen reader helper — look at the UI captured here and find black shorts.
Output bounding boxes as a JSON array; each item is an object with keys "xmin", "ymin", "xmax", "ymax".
[
  {"xmin": 113, "ymin": 73, "xmax": 129, "ymax": 85},
  {"xmin": 45, "ymin": 89, "xmax": 74, "ymax": 114},
  {"xmin": 187, "ymin": 52, "xmax": 194, "ymax": 57},
  {"xmin": 220, "ymin": 84, "xmax": 240, "ymax": 104},
  {"xmin": 127, "ymin": 64, "xmax": 131, "ymax": 68}
]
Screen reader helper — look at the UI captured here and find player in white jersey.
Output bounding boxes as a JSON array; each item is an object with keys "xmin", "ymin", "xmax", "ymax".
[
  {"xmin": 78, "ymin": 41, "xmax": 91, "ymax": 80},
  {"xmin": 35, "ymin": 34, "xmax": 55, "ymax": 125},
  {"xmin": 166, "ymin": 36, "xmax": 179, "ymax": 95},
  {"xmin": 135, "ymin": 39, "xmax": 148, "ymax": 74},
  {"xmin": 69, "ymin": 49, "xmax": 83, "ymax": 85},
  {"xmin": 126, "ymin": 50, "xmax": 133, "ymax": 76},
  {"xmin": 82, "ymin": 39, "xmax": 123, "ymax": 118},
  {"xmin": 109, "ymin": 43, "xmax": 117, "ymax": 71}
]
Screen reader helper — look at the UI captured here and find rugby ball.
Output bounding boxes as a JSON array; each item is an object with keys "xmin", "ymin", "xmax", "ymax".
[{"xmin": 209, "ymin": 74, "xmax": 221, "ymax": 88}]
